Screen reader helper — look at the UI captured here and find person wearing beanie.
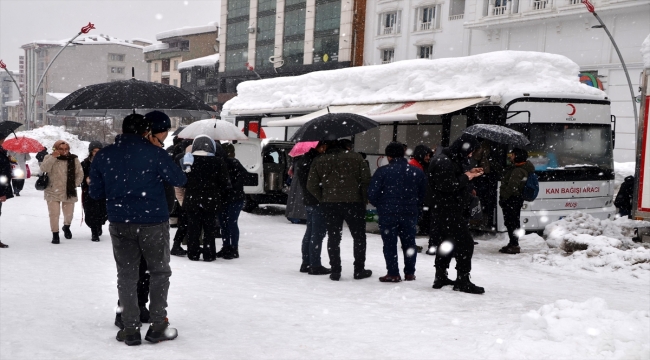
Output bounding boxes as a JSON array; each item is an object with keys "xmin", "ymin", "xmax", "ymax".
[
  {"xmin": 217, "ymin": 143, "xmax": 248, "ymax": 260},
  {"xmin": 368, "ymin": 142, "xmax": 427, "ymax": 283},
  {"xmin": 0, "ymin": 134, "xmax": 14, "ymax": 248},
  {"xmin": 81, "ymin": 141, "xmax": 107, "ymax": 242},
  {"xmin": 498, "ymin": 148, "xmax": 535, "ymax": 254},
  {"xmin": 427, "ymin": 133, "xmax": 485, "ymax": 294},
  {"xmin": 144, "ymin": 111, "xmax": 171, "ymax": 148}
]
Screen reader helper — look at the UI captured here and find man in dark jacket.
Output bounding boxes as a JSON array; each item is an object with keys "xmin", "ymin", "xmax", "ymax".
[
  {"xmin": 217, "ymin": 143, "xmax": 247, "ymax": 260},
  {"xmin": 615, "ymin": 175, "xmax": 634, "ymax": 218},
  {"xmin": 90, "ymin": 114, "xmax": 186, "ymax": 345},
  {"xmin": 498, "ymin": 148, "xmax": 535, "ymax": 254},
  {"xmin": 0, "ymin": 134, "xmax": 14, "ymax": 248},
  {"xmin": 81, "ymin": 141, "xmax": 108, "ymax": 242},
  {"xmin": 409, "ymin": 144, "xmax": 433, "ymax": 238},
  {"xmin": 296, "ymin": 141, "xmax": 330, "ymax": 275},
  {"xmin": 369, "ymin": 142, "xmax": 427, "ymax": 282},
  {"xmin": 428, "ymin": 133, "xmax": 485, "ymax": 294},
  {"xmin": 307, "ymin": 140, "xmax": 372, "ymax": 281}
]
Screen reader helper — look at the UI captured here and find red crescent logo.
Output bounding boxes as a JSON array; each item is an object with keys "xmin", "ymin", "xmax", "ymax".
[{"xmin": 567, "ymin": 104, "xmax": 576, "ymax": 116}]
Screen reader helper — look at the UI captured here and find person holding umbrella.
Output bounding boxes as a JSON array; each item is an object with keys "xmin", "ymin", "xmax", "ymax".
[
  {"xmin": 0, "ymin": 132, "xmax": 15, "ymax": 248},
  {"xmin": 40, "ymin": 140, "xmax": 84, "ymax": 244},
  {"xmin": 81, "ymin": 141, "xmax": 107, "ymax": 242}
]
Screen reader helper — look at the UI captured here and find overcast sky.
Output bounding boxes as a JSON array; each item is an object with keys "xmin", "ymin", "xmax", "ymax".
[{"xmin": 0, "ymin": 0, "xmax": 221, "ymax": 70}]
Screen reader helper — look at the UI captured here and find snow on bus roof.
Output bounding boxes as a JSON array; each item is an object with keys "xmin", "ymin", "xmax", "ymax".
[
  {"xmin": 642, "ymin": 33, "xmax": 650, "ymax": 68},
  {"xmin": 223, "ymin": 51, "xmax": 606, "ymax": 112},
  {"xmin": 178, "ymin": 54, "xmax": 220, "ymax": 71}
]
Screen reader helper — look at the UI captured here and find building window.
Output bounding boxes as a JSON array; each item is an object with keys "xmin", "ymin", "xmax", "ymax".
[
  {"xmin": 315, "ymin": 0, "xmax": 341, "ymax": 33},
  {"xmin": 173, "ymin": 79, "xmax": 178, "ymax": 86},
  {"xmin": 283, "ymin": 40, "xmax": 304, "ymax": 66},
  {"xmin": 109, "ymin": 53, "xmax": 125, "ymax": 62},
  {"xmin": 197, "ymin": 79, "xmax": 206, "ymax": 87},
  {"xmin": 418, "ymin": 45, "xmax": 433, "ymax": 59},
  {"xmin": 449, "ymin": 0, "xmax": 465, "ymax": 20},
  {"xmin": 226, "ymin": 48, "xmax": 249, "ymax": 72},
  {"xmin": 381, "ymin": 49, "xmax": 394, "ymax": 64},
  {"xmin": 313, "ymin": 35, "xmax": 339, "ymax": 63},
  {"xmin": 225, "ymin": 0, "xmax": 250, "ymax": 72},
  {"xmin": 154, "ymin": 63, "xmax": 159, "ymax": 72},
  {"xmin": 227, "ymin": 0, "xmax": 250, "ymax": 19},
  {"xmin": 186, "ymin": 72, "xmax": 192, "ymax": 83},
  {"xmin": 110, "ymin": 67, "xmax": 125, "ymax": 74},
  {"xmin": 256, "ymin": 43, "xmax": 275, "ymax": 69},
  {"xmin": 415, "ymin": 6, "xmax": 440, "ymax": 31},
  {"xmin": 257, "ymin": 14, "xmax": 276, "ymax": 43},
  {"xmin": 284, "ymin": 5, "xmax": 307, "ymax": 38},
  {"xmin": 531, "ymin": 0, "xmax": 548, "ymax": 11},
  {"xmin": 173, "ymin": 60, "xmax": 178, "ymax": 70},
  {"xmin": 379, "ymin": 11, "xmax": 400, "ymax": 35}
]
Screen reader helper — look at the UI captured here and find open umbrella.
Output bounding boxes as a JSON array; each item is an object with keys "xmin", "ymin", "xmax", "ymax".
[
  {"xmin": 172, "ymin": 126, "xmax": 186, "ymax": 136},
  {"xmin": 177, "ymin": 119, "xmax": 248, "ymax": 141},
  {"xmin": 290, "ymin": 113, "xmax": 379, "ymax": 142},
  {"xmin": 463, "ymin": 124, "xmax": 530, "ymax": 148},
  {"xmin": 2, "ymin": 137, "xmax": 45, "ymax": 153},
  {"xmin": 47, "ymin": 78, "xmax": 217, "ymax": 119},
  {"xmin": 289, "ymin": 141, "xmax": 319, "ymax": 157},
  {"xmin": 0, "ymin": 121, "xmax": 23, "ymax": 140}
]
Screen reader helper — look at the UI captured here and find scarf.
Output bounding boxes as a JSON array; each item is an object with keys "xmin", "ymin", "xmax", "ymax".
[{"xmin": 58, "ymin": 154, "xmax": 78, "ymax": 199}]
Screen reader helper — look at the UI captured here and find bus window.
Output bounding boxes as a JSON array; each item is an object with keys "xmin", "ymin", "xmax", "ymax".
[
  {"xmin": 396, "ymin": 124, "xmax": 442, "ymax": 149},
  {"xmin": 449, "ymin": 115, "xmax": 467, "ymax": 143}
]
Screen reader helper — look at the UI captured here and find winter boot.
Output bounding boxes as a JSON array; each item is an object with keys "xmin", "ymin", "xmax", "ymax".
[
  {"xmin": 145, "ymin": 318, "xmax": 178, "ymax": 343},
  {"xmin": 499, "ymin": 244, "xmax": 521, "ymax": 254},
  {"xmin": 299, "ymin": 263, "xmax": 310, "ymax": 273},
  {"xmin": 379, "ymin": 274, "xmax": 402, "ymax": 283},
  {"xmin": 353, "ymin": 269, "xmax": 373, "ymax": 280},
  {"xmin": 0, "ymin": 242, "xmax": 8, "ymax": 248},
  {"xmin": 432, "ymin": 268, "xmax": 455, "ymax": 289},
  {"xmin": 170, "ymin": 242, "xmax": 187, "ymax": 256},
  {"xmin": 453, "ymin": 273, "xmax": 485, "ymax": 294},
  {"xmin": 404, "ymin": 274, "xmax": 416, "ymax": 281},
  {"xmin": 329, "ymin": 272, "xmax": 341, "ymax": 281},
  {"xmin": 215, "ymin": 245, "xmax": 228, "ymax": 258},
  {"xmin": 221, "ymin": 245, "xmax": 235, "ymax": 260},
  {"xmin": 308, "ymin": 266, "xmax": 332, "ymax": 275},
  {"xmin": 231, "ymin": 246, "xmax": 239, "ymax": 259},
  {"xmin": 91, "ymin": 226, "xmax": 100, "ymax": 242},
  {"xmin": 116, "ymin": 327, "xmax": 141, "ymax": 346},
  {"xmin": 62, "ymin": 225, "xmax": 72, "ymax": 239},
  {"xmin": 52, "ymin": 232, "xmax": 60, "ymax": 244}
]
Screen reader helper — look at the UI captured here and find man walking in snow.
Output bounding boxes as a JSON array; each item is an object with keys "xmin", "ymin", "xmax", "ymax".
[{"xmin": 90, "ymin": 114, "xmax": 186, "ymax": 345}]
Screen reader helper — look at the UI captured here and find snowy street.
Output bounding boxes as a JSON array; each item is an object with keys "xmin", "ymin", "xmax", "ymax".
[{"xmin": 1, "ymin": 177, "xmax": 648, "ymax": 359}]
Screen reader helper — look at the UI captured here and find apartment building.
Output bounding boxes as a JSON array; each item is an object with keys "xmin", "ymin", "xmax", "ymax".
[
  {"xmin": 0, "ymin": 69, "xmax": 20, "ymax": 122},
  {"xmin": 178, "ymin": 54, "xmax": 220, "ymax": 111},
  {"xmin": 364, "ymin": 0, "xmax": 650, "ymax": 161},
  {"xmin": 21, "ymin": 36, "xmax": 149, "ymax": 127},
  {"xmin": 144, "ymin": 23, "xmax": 219, "ymax": 88}
]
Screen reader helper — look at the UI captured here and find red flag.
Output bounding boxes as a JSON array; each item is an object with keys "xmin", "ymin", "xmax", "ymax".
[
  {"xmin": 582, "ymin": 0, "xmax": 595, "ymax": 13},
  {"xmin": 81, "ymin": 22, "xmax": 95, "ymax": 34},
  {"xmin": 0, "ymin": 60, "xmax": 6, "ymax": 69}
]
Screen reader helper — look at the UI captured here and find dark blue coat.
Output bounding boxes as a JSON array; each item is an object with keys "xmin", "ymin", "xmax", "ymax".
[
  {"xmin": 89, "ymin": 134, "xmax": 186, "ymax": 224},
  {"xmin": 368, "ymin": 158, "xmax": 427, "ymax": 216}
]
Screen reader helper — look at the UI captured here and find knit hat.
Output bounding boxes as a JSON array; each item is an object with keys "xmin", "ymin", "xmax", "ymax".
[
  {"xmin": 88, "ymin": 141, "xmax": 103, "ymax": 153},
  {"xmin": 385, "ymin": 142, "xmax": 405, "ymax": 158},
  {"xmin": 144, "ymin": 111, "xmax": 171, "ymax": 135},
  {"xmin": 511, "ymin": 148, "xmax": 528, "ymax": 163},
  {"xmin": 412, "ymin": 144, "xmax": 432, "ymax": 164}
]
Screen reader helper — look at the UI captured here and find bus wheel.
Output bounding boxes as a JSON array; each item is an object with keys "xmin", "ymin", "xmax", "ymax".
[{"xmin": 242, "ymin": 196, "xmax": 259, "ymax": 213}]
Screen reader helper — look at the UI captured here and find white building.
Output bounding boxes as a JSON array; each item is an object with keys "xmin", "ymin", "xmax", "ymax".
[{"xmin": 363, "ymin": 0, "xmax": 650, "ymax": 161}]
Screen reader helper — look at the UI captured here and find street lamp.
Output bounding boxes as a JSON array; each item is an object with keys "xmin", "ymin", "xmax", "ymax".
[{"xmin": 581, "ymin": 0, "xmax": 638, "ymax": 132}]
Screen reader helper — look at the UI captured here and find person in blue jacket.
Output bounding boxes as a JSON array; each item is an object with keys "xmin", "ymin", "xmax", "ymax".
[
  {"xmin": 368, "ymin": 142, "xmax": 427, "ymax": 283},
  {"xmin": 90, "ymin": 113, "xmax": 186, "ymax": 346}
]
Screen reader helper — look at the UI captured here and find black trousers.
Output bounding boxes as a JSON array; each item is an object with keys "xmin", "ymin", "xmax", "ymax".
[
  {"xmin": 499, "ymin": 195, "xmax": 524, "ymax": 245},
  {"xmin": 432, "ymin": 210, "xmax": 475, "ymax": 275},
  {"xmin": 172, "ymin": 207, "xmax": 188, "ymax": 246},
  {"xmin": 321, "ymin": 202, "xmax": 367, "ymax": 273},
  {"xmin": 117, "ymin": 255, "xmax": 150, "ymax": 308},
  {"xmin": 429, "ymin": 208, "xmax": 442, "ymax": 248},
  {"xmin": 186, "ymin": 208, "xmax": 218, "ymax": 260},
  {"xmin": 12, "ymin": 179, "xmax": 24, "ymax": 193}
]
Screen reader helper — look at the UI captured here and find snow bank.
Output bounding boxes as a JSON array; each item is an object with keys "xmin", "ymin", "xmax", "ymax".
[
  {"xmin": 143, "ymin": 42, "xmax": 169, "ymax": 53},
  {"xmin": 224, "ymin": 51, "xmax": 606, "ymax": 112},
  {"xmin": 13, "ymin": 126, "xmax": 89, "ymax": 174},
  {"xmin": 488, "ymin": 298, "xmax": 650, "ymax": 360},
  {"xmin": 538, "ymin": 212, "xmax": 650, "ymax": 274},
  {"xmin": 155, "ymin": 23, "xmax": 217, "ymax": 41},
  {"xmin": 178, "ymin": 54, "xmax": 220, "ymax": 71},
  {"xmin": 642, "ymin": 33, "xmax": 650, "ymax": 68}
]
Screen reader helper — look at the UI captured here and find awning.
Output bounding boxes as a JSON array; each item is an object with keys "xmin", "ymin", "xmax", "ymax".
[{"xmin": 267, "ymin": 97, "xmax": 488, "ymax": 127}]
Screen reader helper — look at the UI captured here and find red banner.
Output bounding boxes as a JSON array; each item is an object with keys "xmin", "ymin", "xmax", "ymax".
[
  {"xmin": 81, "ymin": 22, "xmax": 95, "ymax": 34},
  {"xmin": 0, "ymin": 60, "xmax": 6, "ymax": 70},
  {"xmin": 582, "ymin": 0, "xmax": 595, "ymax": 13}
]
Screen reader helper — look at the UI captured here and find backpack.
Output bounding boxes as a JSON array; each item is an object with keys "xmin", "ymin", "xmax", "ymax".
[{"xmin": 522, "ymin": 172, "xmax": 539, "ymax": 202}]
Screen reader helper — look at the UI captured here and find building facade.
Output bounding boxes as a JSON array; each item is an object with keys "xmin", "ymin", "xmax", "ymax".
[
  {"xmin": 0, "ymin": 69, "xmax": 20, "ymax": 122},
  {"xmin": 21, "ymin": 36, "xmax": 149, "ymax": 127},
  {"xmin": 217, "ymin": 0, "xmax": 368, "ymax": 107},
  {"xmin": 178, "ymin": 54, "xmax": 220, "ymax": 112},
  {"xmin": 363, "ymin": 0, "xmax": 650, "ymax": 161},
  {"xmin": 144, "ymin": 23, "xmax": 219, "ymax": 88}
]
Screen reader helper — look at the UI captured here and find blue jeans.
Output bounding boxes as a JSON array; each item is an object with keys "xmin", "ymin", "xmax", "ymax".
[
  {"xmin": 219, "ymin": 200, "xmax": 244, "ymax": 248},
  {"xmin": 378, "ymin": 213, "xmax": 418, "ymax": 276},
  {"xmin": 301, "ymin": 205, "xmax": 327, "ymax": 268}
]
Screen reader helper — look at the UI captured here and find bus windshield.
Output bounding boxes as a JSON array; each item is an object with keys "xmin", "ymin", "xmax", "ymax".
[{"xmin": 509, "ymin": 123, "xmax": 613, "ymax": 171}]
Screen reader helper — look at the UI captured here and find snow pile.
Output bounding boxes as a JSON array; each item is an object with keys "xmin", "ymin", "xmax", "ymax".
[
  {"xmin": 13, "ymin": 126, "xmax": 89, "ymax": 174},
  {"xmin": 156, "ymin": 23, "xmax": 218, "ymax": 41},
  {"xmin": 143, "ymin": 42, "xmax": 169, "ymax": 53},
  {"xmin": 178, "ymin": 54, "xmax": 220, "ymax": 71},
  {"xmin": 224, "ymin": 51, "xmax": 606, "ymax": 112},
  {"xmin": 642, "ymin": 33, "xmax": 650, "ymax": 68},
  {"xmin": 490, "ymin": 298, "xmax": 650, "ymax": 360},
  {"xmin": 536, "ymin": 212, "xmax": 650, "ymax": 274}
]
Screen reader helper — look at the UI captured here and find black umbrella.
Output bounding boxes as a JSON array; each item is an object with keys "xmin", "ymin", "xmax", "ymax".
[
  {"xmin": 0, "ymin": 121, "xmax": 23, "ymax": 140},
  {"xmin": 290, "ymin": 113, "xmax": 379, "ymax": 142},
  {"xmin": 463, "ymin": 124, "xmax": 530, "ymax": 148},
  {"xmin": 48, "ymin": 78, "xmax": 217, "ymax": 119}
]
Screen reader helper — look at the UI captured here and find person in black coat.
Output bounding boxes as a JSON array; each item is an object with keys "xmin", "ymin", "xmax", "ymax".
[
  {"xmin": 0, "ymin": 135, "xmax": 14, "ymax": 248},
  {"xmin": 183, "ymin": 135, "xmax": 230, "ymax": 261},
  {"xmin": 81, "ymin": 141, "xmax": 108, "ymax": 242},
  {"xmin": 217, "ymin": 143, "xmax": 247, "ymax": 259},
  {"xmin": 170, "ymin": 138, "xmax": 194, "ymax": 256},
  {"xmin": 615, "ymin": 176, "xmax": 635, "ymax": 218},
  {"xmin": 428, "ymin": 133, "xmax": 485, "ymax": 294}
]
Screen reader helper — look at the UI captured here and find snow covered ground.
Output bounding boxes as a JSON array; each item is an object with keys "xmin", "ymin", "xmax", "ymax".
[{"xmin": 1, "ymin": 179, "xmax": 649, "ymax": 359}]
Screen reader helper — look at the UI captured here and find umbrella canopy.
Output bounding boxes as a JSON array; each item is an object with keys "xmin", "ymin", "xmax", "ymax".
[
  {"xmin": 177, "ymin": 119, "xmax": 248, "ymax": 141},
  {"xmin": 0, "ymin": 121, "xmax": 23, "ymax": 140},
  {"xmin": 2, "ymin": 137, "xmax": 45, "ymax": 153},
  {"xmin": 172, "ymin": 126, "xmax": 186, "ymax": 136},
  {"xmin": 290, "ymin": 113, "xmax": 379, "ymax": 142},
  {"xmin": 47, "ymin": 78, "xmax": 217, "ymax": 119},
  {"xmin": 463, "ymin": 124, "xmax": 530, "ymax": 148},
  {"xmin": 289, "ymin": 141, "xmax": 319, "ymax": 157}
]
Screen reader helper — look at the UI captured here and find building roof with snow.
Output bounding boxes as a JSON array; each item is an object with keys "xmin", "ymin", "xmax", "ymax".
[
  {"xmin": 642, "ymin": 33, "xmax": 650, "ymax": 69},
  {"xmin": 4, "ymin": 100, "xmax": 20, "ymax": 106},
  {"xmin": 223, "ymin": 51, "xmax": 606, "ymax": 113},
  {"xmin": 22, "ymin": 35, "xmax": 144, "ymax": 50},
  {"xmin": 155, "ymin": 23, "xmax": 218, "ymax": 41},
  {"xmin": 178, "ymin": 54, "xmax": 220, "ymax": 71},
  {"xmin": 143, "ymin": 42, "xmax": 170, "ymax": 53}
]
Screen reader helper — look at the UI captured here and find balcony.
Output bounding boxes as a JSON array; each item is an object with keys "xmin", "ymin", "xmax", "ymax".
[
  {"xmin": 419, "ymin": 22, "xmax": 432, "ymax": 31},
  {"xmin": 532, "ymin": 0, "xmax": 549, "ymax": 10},
  {"xmin": 382, "ymin": 27, "xmax": 396, "ymax": 35},
  {"xmin": 493, "ymin": 5, "xmax": 507, "ymax": 16},
  {"xmin": 449, "ymin": 14, "xmax": 464, "ymax": 20}
]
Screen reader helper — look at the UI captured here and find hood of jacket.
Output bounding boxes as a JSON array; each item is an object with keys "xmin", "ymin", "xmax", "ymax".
[
  {"xmin": 448, "ymin": 133, "xmax": 479, "ymax": 161},
  {"xmin": 412, "ymin": 144, "xmax": 432, "ymax": 166}
]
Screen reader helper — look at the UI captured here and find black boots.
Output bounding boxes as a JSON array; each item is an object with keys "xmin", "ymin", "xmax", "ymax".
[
  {"xmin": 62, "ymin": 225, "xmax": 72, "ymax": 239},
  {"xmin": 116, "ymin": 327, "xmax": 141, "ymax": 346},
  {"xmin": 170, "ymin": 241, "xmax": 187, "ymax": 256},
  {"xmin": 353, "ymin": 269, "xmax": 373, "ymax": 280},
  {"xmin": 0, "ymin": 242, "xmax": 8, "ymax": 248},
  {"xmin": 145, "ymin": 318, "xmax": 178, "ymax": 343},
  {"xmin": 308, "ymin": 266, "xmax": 332, "ymax": 275},
  {"xmin": 432, "ymin": 268, "xmax": 455, "ymax": 289},
  {"xmin": 453, "ymin": 273, "xmax": 485, "ymax": 294},
  {"xmin": 52, "ymin": 232, "xmax": 60, "ymax": 244},
  {"xmin": 216, "ymin": 245, "xmax": 237, "ymax": 260},
  {"xmin": 91, "ymin": 226, "xmax": 100, "ymax": 242},
  {"xmin": 299, "ymin": 263, "xmax": 310, "ymax": 273}
]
